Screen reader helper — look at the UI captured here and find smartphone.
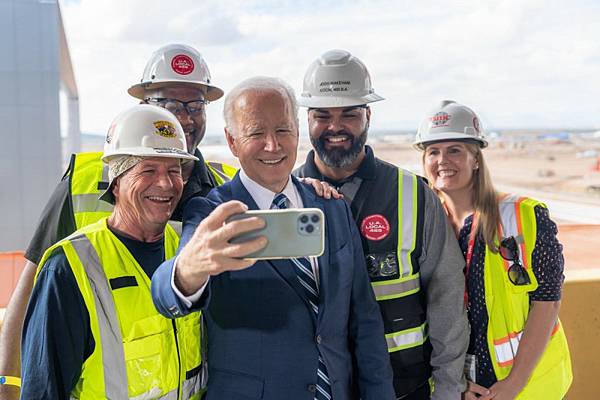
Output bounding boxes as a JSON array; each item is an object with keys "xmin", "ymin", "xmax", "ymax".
[{"xmin": 227, "ymin": 208, "xmax": 325, "ymax": 260}]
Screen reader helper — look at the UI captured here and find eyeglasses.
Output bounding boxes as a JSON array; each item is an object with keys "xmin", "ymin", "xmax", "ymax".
[
  {"xmin": 145, "ymin": 98, "xmax": 208, "ymax": 117},
  {"xmin": 499, "ymin": 236, "xmax": 531, "ymax": 286}
]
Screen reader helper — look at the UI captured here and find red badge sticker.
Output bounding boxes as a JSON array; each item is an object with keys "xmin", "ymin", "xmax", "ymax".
[
  {"xmin": 361, "ymin": 214, "xmax": 390, "ymax": 241},
  {"xmin": 171, "ymin": 54, "xmax": 195, "ymax": 75},
  {"xmin": 430, "ymin": 111, "xmax": 451, "ymax": 128}
]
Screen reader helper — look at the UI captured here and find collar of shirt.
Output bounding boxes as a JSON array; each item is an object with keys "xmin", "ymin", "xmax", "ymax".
[
  {"xmin": 239, "ymin": 169, "xmax": 304, "ymax": 209},
  {"xmin": 303, "ymin": 145, "xmax": 378, "ymax": 186}
]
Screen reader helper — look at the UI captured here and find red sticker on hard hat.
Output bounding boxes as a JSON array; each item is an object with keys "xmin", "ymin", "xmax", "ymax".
[
  {"xmin": 171, "ymin": 54, "xmax": 194, "ymax": 75},
  {"xmin": 361, "ymin": 214, "xmax": 390, "ymax": 241},
  {"xmin": 431, "ymin": 111, "xmax": 451, "ymax": 128},
  {"xmin": 153, "ymin": 120, "xmax": 177, "ymax": 138}
]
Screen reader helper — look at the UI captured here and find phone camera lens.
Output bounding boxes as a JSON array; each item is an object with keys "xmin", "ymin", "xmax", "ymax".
[
  {"xmin": 300, "ymin": 215, "xmax": 309, "ymax": 223},
  {"xmin": 305, "ymin": 224, "xmax": 314, "ymax": 233},
  {"xmin": 311, "ymin": 214, "xmax": 320, "ymax": 223}
]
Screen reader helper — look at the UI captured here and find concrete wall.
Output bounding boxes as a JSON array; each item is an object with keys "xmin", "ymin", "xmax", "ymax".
[
  {"xmin": 561, "ymin": 270, "xmax": 600, "ymax": 399},
  {"xmin": 0, "ymin": 0, "xmax": 78, "ymax": 251}
]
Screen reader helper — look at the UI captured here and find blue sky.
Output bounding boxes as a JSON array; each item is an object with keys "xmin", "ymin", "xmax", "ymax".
[{"xmin": 60, "ymin": 0, "xmax": 600, "ymax": 136}]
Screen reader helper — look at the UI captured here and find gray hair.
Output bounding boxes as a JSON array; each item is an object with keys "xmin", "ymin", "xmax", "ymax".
[{"xmin": 223, "ymin": 76, "xmax": 298, "ymax": 135}]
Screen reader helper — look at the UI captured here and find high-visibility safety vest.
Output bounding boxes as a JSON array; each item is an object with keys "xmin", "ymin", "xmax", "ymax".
[
  {"xmin": 38, "ymin": 218, "xmax": 203, "ymax": 399},
  {"xmin": 367, "ymin": 168, "xmax": 431, "ymax": 395},
  {"xmin": 484, "ymin": 195, "xmax": 572, "ymax": 398},
  {"xmin": 68, "ymin": 151, "xmax": 237, "ymax": 230},
  {"xmin": 295, "ymin": 151, "xmax": 431, "ymax": 396}
]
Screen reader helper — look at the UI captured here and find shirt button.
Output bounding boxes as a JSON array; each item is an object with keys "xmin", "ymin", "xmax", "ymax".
[
  {"xmin": 316, "ymin": 335, "xmax": 322, "ymax": 344},
  {"xmin": 307, "ymin": 384, "xmax": 317, "ymax": 393}
]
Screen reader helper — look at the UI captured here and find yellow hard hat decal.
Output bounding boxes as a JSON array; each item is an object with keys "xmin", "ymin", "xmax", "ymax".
[{"xmin": 153, "ymin": 120, "xmax": 177, "ymax": 138}]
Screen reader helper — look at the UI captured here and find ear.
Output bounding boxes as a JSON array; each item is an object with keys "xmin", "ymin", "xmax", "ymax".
[
  {"xmin": 111, "ymin": 178, "xmax": 120, "ymax": 201},
  {"xmin": 365, "ymin": 106, "xmax": 372, "ymax": 123},
  {"xmin": 224, "ymin": 128, "xmax": 239, "ymax": 157}
]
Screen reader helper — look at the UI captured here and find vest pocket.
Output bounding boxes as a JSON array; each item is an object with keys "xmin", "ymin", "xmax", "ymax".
[{"xmin": 122, "ymin": 314, "xmax": 179, "ymax": 398}]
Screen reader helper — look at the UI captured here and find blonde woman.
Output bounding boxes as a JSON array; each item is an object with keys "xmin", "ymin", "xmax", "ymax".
[{"xmin": 413, "ymin": 101, "xmax": 572, "ymax": 400}]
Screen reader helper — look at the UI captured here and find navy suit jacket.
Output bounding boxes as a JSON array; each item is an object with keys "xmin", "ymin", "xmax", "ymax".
[{"xmin": 152, "ymin": 174, "xmax": 394, "ymax": 400}]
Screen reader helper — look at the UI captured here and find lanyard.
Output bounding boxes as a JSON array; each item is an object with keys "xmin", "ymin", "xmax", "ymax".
[{"xmin": 464, "ymin": 213, "xmax": 478, "ymax": 308}]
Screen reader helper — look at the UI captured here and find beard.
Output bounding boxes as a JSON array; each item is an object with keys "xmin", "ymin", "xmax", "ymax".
[{"xmin": 311, "ymin": 124, "xmax": 369, "ymax": 168}]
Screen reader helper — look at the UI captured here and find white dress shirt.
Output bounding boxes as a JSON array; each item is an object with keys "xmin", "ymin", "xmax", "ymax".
[{"xmin": 172, "ymin": 170, "xmax": 319, "ymax": 306}]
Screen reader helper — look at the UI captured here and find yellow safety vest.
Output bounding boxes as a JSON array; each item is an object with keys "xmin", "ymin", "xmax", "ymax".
[
  {"xmin": 370, "ymin": 170, "xmax": 428, "ymax": 353},
  {"xmin": 38, "ymin": 219, "xmax": 203, "ymax": 399},
  {"xmin": 68, "ymin": 152, "xmax": 236, "ymax": 230},
  {"xmin": 484, "ymin": 195, "xmax": 572, "ymax": 398}
]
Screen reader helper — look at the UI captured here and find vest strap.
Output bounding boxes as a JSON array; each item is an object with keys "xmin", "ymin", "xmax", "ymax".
[
  {"xmin": 397, "ymin": 169, "xmax": 418, "ymax": 277},
  {"xmin": 70, "ymin": 235, "xmax": 129, "ymax": 399},
  {"xmin": 385, "ymin": 322, "xmax": 428, "ymax": 352},
  {"xmin": 72, "ymin": 193, "xmax": 114, "ymax": 214},
  {"xmin": 371, "ymin": 274, "xmax": 420, "ymax": 301}
]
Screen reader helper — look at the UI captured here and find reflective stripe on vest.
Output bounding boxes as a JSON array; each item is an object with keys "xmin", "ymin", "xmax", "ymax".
[
  {"xmin": 385, "ymin": 322, "xmax": 428, "ymax": 352},
  {"xmin": 371, "ymin": 273, "xmax": 420, "ymax": 301},
  {"xmin": 493, "ymin": 330, "xmax": 523, "ymax": 367},
  {"xmin": 498, "ymin": 194, "xmax": 529, "ymax": 270},
  {"xmin": 70, "ymin": 234, "xmax": 129, "ymax": 399},
  {"xmin": 397, "ymin": 169, "xmax": 418, "ymax": 277},
  {"xmin": 493, "ymin": 321, "xmax": 561, "ymax": 368}
]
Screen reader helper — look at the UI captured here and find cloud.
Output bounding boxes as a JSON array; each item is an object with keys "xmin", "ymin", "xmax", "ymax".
[{"xmin": 60, "ymin": 0, "xmax": 600, "ymax": 135}]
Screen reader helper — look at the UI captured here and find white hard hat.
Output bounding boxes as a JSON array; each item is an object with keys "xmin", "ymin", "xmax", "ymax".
[
  {"xmin": 413, "ymin": 100, "xmax": 488, "ymax": 150},
  {"xmin": 128, "ymin": 44, "xmax": 224, "ymax": 101},
  {"xmin": 102, "ymin": 104, "xmax": 199, "ymax": 163},
  {"xmin": 298, "ymin": 49, "xmax": 384, "ymax": 108}
]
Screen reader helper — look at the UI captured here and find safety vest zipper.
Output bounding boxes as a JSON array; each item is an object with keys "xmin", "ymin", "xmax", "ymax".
[{"xmin": 172, "ymin": 320, "xmax": 181, "ymax": 400}]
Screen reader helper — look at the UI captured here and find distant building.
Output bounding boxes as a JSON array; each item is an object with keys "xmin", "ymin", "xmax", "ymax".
[{"xmin": 0, "ymin": 0, "xmax": 79, "ymax": 251}]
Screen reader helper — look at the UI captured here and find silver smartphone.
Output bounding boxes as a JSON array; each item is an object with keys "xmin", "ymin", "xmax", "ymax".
[{"xmin": 227, "ymin": 208, "xmax": 325, "ymax": 260}]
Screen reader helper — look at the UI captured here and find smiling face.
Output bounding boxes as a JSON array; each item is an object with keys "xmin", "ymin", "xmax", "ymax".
[
  {"xmin": 225, "ymin": 88, "xmax": 299, "ymax": 193},
  {"xmin": 112, "ymin": 157, "xmax": 183, "ymax": 233},
  {"xmin": 307, "ymin": 106, "xmax": 370, "ymax": 168},
  {"xmin": 423, "ymin": 141, "xmax": 479, "ymax": 195}
]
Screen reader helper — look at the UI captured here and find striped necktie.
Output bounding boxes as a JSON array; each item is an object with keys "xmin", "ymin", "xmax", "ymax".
[{"xmin": 271, "ymin": 193, "xmax": 332, "ymax": 400}]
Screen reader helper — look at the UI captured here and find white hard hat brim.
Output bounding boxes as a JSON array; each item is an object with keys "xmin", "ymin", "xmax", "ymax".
[
  {"xmin": 128, "ymin": 80, "xmax": 225, "ymax": 102},
  {"xmin": 101, "ymin": 147, "xmax": 199, "ymax": 163},
  {"xmin": 298, "ymin": 93, "xmax": 384, "ymax": 108},
  {"xmin": 413, "ymin": 132, "xmax": 488, "ymax": 150}
]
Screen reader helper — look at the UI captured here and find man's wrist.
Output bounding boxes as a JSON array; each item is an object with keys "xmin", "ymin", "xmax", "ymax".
[{"xmin": 174, "ymin": 256, "xmax": 208, "ymax": 296}]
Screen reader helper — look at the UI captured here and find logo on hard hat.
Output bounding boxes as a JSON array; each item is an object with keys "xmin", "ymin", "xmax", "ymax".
[
  {"xmin": 153, "ymin": 120, "xmax": 177, "ymax": 138},
  {"xmin": 431, "ymin": 112, "xmax": 451, "ymax": 128},
  {"xmin": 473, "ymin": 117, "xmax": 481, "ymax": 133},
  {"xmin": 171, "ymin": 54, "xmax": 195, "ymax": 75}
]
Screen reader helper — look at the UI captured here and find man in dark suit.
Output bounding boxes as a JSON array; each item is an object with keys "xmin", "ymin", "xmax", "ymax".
[{"xmin": 151, "ymin": 76, "xmax": 395, "ymax": 400}]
